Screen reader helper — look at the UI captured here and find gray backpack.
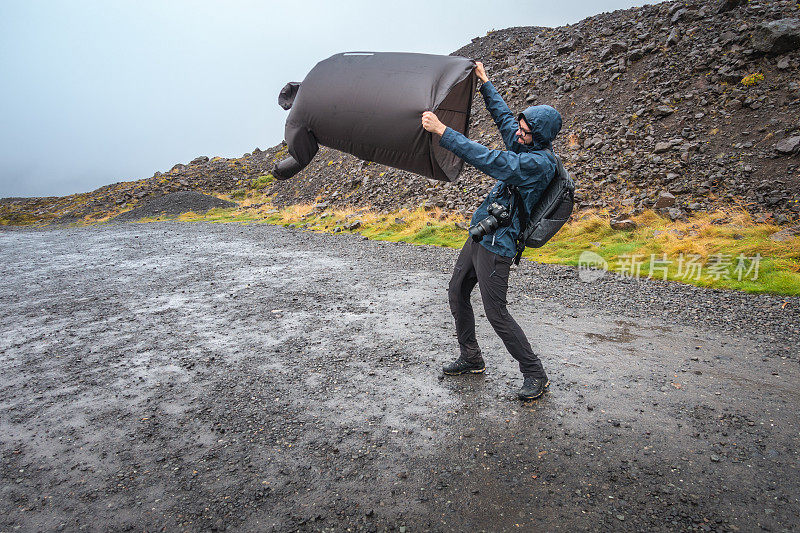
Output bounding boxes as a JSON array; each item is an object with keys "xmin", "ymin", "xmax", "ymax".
[{"xmin": 511, "ymin": 150, "xmax": 575, "ymax": 264}]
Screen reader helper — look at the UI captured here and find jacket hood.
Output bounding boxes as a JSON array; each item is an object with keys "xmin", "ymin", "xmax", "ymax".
[{"xmin": 518, "ymin": 105, "xmax": 562, "ymax": 150}]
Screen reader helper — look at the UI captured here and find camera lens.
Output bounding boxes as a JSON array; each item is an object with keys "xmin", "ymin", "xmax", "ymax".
[
  {"xmin": 468, "ymin": 225, "xmax": 484, "ymax": 241},
  {"xmin": 480, "ymin": 217, "xmax": 498, "ymax": 234}
]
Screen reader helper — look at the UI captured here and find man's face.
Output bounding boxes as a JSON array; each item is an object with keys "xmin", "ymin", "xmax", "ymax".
[{"xmin": 516, "ymin": 119, "xmax": 533, "ymax": 145}]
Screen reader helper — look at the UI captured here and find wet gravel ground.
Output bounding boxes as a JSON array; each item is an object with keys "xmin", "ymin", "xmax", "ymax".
[{"xmin": 1, "ymin": 222, "xmax": 798, "ymax": 532}]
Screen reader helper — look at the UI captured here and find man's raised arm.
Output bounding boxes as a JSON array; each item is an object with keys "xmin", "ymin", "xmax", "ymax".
[
  {"xmin": 421, "ymin": 111, "xmax": 553, "ymax": 187},
  {"xmin": 475, "ymin": 62, "xmax": 519, "ymax": 150}
]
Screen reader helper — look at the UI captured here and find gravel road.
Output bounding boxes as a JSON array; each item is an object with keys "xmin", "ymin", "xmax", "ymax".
[{"xmin": 1, "ymin": 222, "xmax": 798, "ymax": 532}]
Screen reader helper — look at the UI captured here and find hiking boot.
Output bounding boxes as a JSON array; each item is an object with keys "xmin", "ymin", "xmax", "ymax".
[
  {"xmin": 442, "ymin": 357, "xmax": 485, "ymax": 375},
  {"xmin": 517, "ymin": 376, "xmax": 549, "ymax": 401}
]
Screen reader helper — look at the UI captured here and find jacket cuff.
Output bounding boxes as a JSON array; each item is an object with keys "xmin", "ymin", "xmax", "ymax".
[
  {"xmin": 439, "ymin": 127, "xmax": 458, "ymax": 149},
  {"xmin": 480, "ymin": 80, "xmax": 495, "ymax": 96}
]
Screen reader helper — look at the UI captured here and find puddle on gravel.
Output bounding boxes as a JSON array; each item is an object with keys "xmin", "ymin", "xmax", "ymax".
[
  {"xmin": 309, "ymin": 369, "xmax": 459, "ymax": 456},
  {"xmin": 583, "ymin": 318, "xmax": 646, "ymax": 345}
]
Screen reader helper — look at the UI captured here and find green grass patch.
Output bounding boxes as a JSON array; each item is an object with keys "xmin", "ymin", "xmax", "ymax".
[
  {"xmin": 0, "ymin": 214, "xmax": 44, "ymax": 226},
  {"xmin": 176, "ymin": 208, "xmax": 260, "ymax": 223},
  {"xmin": 250, "ymin": 175, "xmax": 274, "ymax": 190},
  {"xmin": 526, "ymin": 210, "xmax": 800, "ymax": 296},
  {"xmin": 131, "ymin": 208, "xmax": 259, "ymax": 224},
  {"xmin": 231, "ymin": 203, "xmax": 800, "ymax": 295}
]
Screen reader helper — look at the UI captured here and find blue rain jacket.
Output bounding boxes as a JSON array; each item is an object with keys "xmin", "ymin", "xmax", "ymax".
[{"xmin": 439, "ymin": 81, "xmax": 562, "ymax": 257}]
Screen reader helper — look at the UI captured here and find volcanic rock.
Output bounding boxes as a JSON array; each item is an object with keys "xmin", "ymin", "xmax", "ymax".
[
  {"xmin": 775, "ymin": 136, "xmax": 800, "ymax": 154},
  {"xmin": 654, "ymin": 142, "xmax": 672, "ymax": 154},
  {"xmin": 610, "ymin": 219, "xmax": 637, "ymax": 230},
  {"xmin": 769, "ymin": 225, "xmax": 800, "ymax": 241},
  {"xmin": 600, "ymin": 42, "xmax": 628, "ymax": 60},
  {"xmin": 654, "ymin": 192, "xmax": 677, "ymax": 209},
  {"xmin": 751, "ymin": 19, "xmax": 800, "ymax": 55},
  {"xmin": 717, "ymin": 0, "xmax": 746, "ymax": 14}
]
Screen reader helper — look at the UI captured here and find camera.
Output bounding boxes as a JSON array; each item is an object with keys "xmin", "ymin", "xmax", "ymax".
[{"xmin": 469, "ymin": 202, "xmax": 511, "ymax": 242}]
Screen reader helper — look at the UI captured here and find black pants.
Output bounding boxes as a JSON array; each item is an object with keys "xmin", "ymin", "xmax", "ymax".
[{"xmin": 448, "ymin": 238, "xmax": 546, "ymax": 378}]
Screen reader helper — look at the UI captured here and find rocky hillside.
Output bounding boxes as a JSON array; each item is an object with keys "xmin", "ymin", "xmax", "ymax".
[
  {"xmin": 266, "ymin": 0, "xmax": 800, "ymax": 224},
  {"xmin": 0, "ymin": 151, "xmax": 279, "ymax": 224},
  {"xmin": 3, "ymin": 0, "xmax": 799, "ymax": 226}
]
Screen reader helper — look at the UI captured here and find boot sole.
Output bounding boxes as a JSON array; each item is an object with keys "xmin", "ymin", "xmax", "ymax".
[
  {"xmin": 443, "ymin": 366, "xmax": 486, "ymax": 376},
  {"xmin": 518, "ymin": 380, "xmax": 550, "ymax": 401}
]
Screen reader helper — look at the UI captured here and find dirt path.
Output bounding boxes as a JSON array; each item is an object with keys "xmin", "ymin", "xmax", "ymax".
[{"xmin": 1, "ymin": 222, "xmax": 798, "ymax": 532}]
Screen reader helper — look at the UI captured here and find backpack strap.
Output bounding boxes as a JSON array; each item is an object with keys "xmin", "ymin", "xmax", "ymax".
[
  {"xmin": 511, "ymin": 148, "xmax": 560, "ymax": 265},
  {"xmin": 509, "ymin": 185, "xmax": 527, "ymax": 265}
]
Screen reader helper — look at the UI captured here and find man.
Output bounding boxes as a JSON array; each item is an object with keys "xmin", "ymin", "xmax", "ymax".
[{"xmin": 421, "ymin": 61, "xmax": 562, "ymax": 401}]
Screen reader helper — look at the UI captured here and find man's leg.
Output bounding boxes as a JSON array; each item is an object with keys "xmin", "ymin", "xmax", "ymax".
[
  {"xmin": 447, "ymin": 239, "xmax": 483, "ymax": 364},
  {"xmin": 473, "ymin": 244, "xmax": 546, "ymax": 379}
]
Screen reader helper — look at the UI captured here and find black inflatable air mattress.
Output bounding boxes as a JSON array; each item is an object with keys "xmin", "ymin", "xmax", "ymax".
[{"xmin": 274, "ymin": 52, "xmax": 477, "ymax": 182}]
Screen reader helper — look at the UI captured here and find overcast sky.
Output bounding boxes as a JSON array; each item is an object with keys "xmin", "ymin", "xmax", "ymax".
[{"xmin": 0, "ymin": 0, "xmax": 656, "ymax": 198}]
